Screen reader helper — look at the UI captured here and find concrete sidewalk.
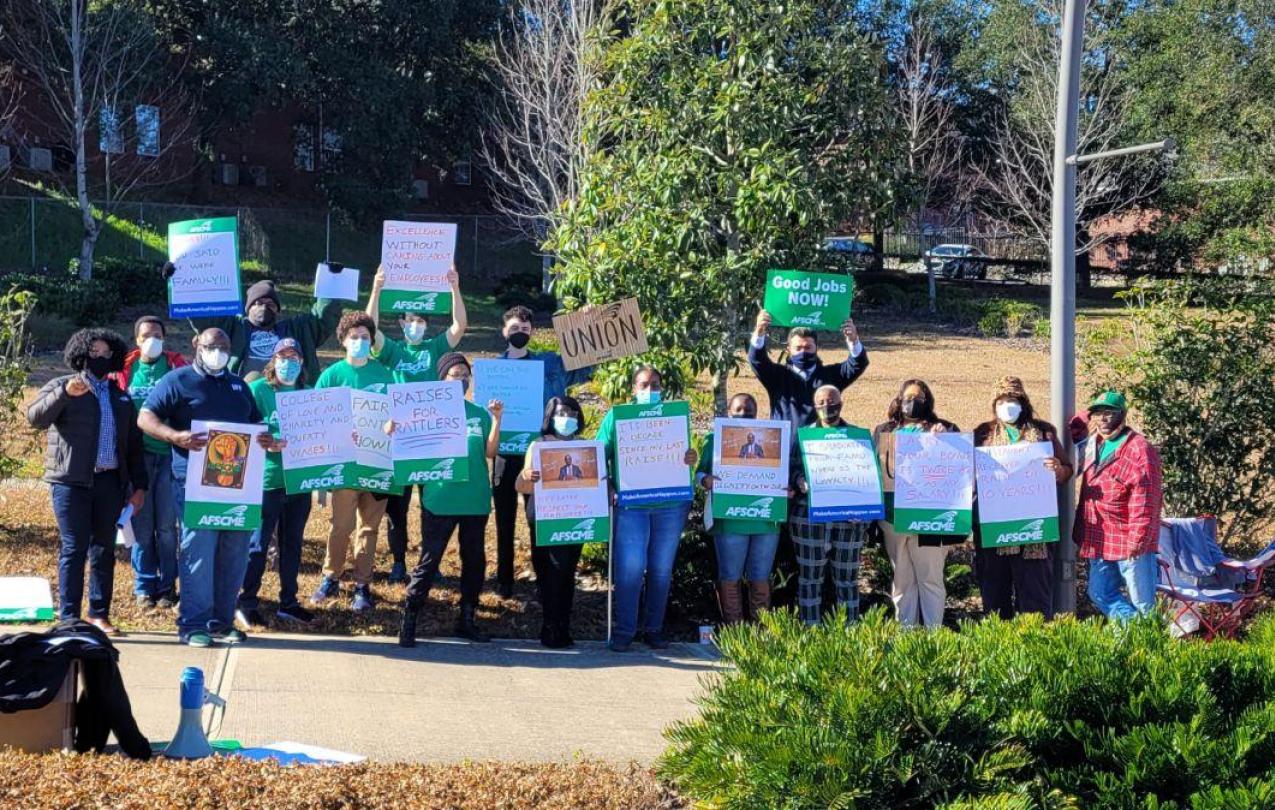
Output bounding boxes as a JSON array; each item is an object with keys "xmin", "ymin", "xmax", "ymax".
[{"xmin": 111, "ymin": 632, "xmax": 721, "ymax": 764}]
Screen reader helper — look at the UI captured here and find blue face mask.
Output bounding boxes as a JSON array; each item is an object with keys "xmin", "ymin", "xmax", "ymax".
[
  {"xmin": 553, "ymin": 415, "xmax": 579, "ymax": 436},
  {"xmin": 402, "ymin": 321, "xmax": 427, "ymax": 344},
  {"xmin": 791, "ymin": 351, "xmax": 818, "ymax": 371},
  {"xmin": 346, "ymin": 337, "xmax": 371, "ymax": 360},
  {"xmin": 276, "ymin": 358, "xmax": 301, "ymax": 386},
  {"xmin": 635, "ymin": 389, "xmax": 662, "ymax": 405}
]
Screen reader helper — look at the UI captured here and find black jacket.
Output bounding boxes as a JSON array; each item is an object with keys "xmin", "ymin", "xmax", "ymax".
[
  {"xmin": 748, "ymin": 339, "xmax": 870, "ymax": 432},
  {"xmin": 0, "ymin": 620, "xmax": 150, "ymax": 758},
  {"xmin": 26, "ymin": 374, "xmax": 147, "ymax": 492}
]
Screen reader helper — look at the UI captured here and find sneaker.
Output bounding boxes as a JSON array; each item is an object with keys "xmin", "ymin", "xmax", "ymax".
[
  {"xmin": 276, "ymin": 604, "xmax": 315, "ymax": 625},
  {"xmin": 156, "ymin": 592, "xmax": 178, "ymax": 610},
  {"xmin": 235, "ymin": 607, "xmax": 265, "ymax": 629},
  {"xmin": 387, "ymin": 562, "xmax": 407, "ymax": 584},
  {"xmin": 351, "ymin": 585, "xmax": 374, "ymax": 613},
  {"xmin": 641, "ymin": 631, "xmax": 670, "ymax": 650},
  {"xmin": 607, "ymin": 637, "xmax": 633, "ymax": 653},
  {"xmin": 218, "ymin": 628, "xmax": 247, "ymax": 645},
  {"xmin": 184, "ymin": 631, "xmax": 213, "ymax": 648},
  {"xmin": 135, "ymin": 594, "xmax": 157, "ymax": 610},
  {"xmin": 309, "ymin": 576, "xmax": 341, "ymax": 606}
]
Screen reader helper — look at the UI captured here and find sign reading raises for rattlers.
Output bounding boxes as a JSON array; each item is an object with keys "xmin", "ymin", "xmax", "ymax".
[{"xmin": 552, "ymin": 298, "xmax": 648, "ymax": 371}]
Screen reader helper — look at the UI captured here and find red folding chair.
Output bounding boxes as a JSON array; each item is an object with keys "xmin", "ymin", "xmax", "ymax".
[{"xmin": 1156, "ymin": 516, "xmax": 1275, "ymax": 640}]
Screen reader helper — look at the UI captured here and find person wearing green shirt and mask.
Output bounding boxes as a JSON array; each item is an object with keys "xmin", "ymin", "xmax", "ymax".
[
  {"xmin": 236, "ymin": 339, "xmax": 315, "ymax": 628},
  {"xmin": 365, "ymin": 264, "xmax": 468, "ymax": 585},
  {"xmin": 397, "ymin": 352, "xmax": 503, "ymax": 646},
  {"xmin": 310, "ymin": 312, "xmax": 396, "ymax": 613}
]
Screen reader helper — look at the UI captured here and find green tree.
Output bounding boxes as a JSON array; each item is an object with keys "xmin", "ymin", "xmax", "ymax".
[
  {"xmin": 549, "ymin": 0, "xmax": 900, "ymax": 410},
  {"xmin": 0, "ymin": 287, "xmax": 35, "ymax": 478}
]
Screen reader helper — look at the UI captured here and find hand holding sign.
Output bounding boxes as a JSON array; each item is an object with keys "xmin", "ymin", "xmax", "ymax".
[
  {"xmin": 763, "ymin": 270, "xmax": 854, "ymax": 330},
  {"xmin": 553, "ymin": 298, "xmax": 649, "ymax": 371}
]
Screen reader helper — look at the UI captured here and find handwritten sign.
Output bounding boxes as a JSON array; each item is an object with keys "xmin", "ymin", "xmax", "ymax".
[
  {"xmin": 975, "ymin": 441, "xmax": 1060, "ymax": 548},
  {"xmin": 533, "ymin": 440, "xmax": 610, "ymax": 546},
  {"xmin": 552, "ymin": 298, "xmax": 648, "ymax": 372},
  {"xmin": 473, "ymin": 358, "xmax": 544, "ymax": 456},
  {"xmin": 183, "ymin": 420, "xmax": 267, "ymax": 531},
  {"xmin": 379, "ymin": 220, "xmax": 456, "ymax": 315},
  {"xmin": 277, "ymin": 388, "xmax": 357, "ymax": 494},
  {"xmin": 167, "ymin": 217, "xmax": 241, "ymax": 318},
  {"xmin": 612, "ymin": 400, "xmax": 692, "ymax": 506},
  {"xmin": 893, "ymin": 432, "xmax": 974, "ymax": 535},
  {"xmin": 798, "ymin": 425, "xmax": 884, "ymax": 523},
  {"xmin": 710, "ymin": 418, "xmax": 790, "ymax": 523},
  {"xmin": 763, "ymin": 270, "xmax": 854, "ymax": 330},
  {"xmin": 389, "ymin": 381, "xmax": 469, "ymax": 485},
  {"xmin": 350, "ymin": 390, "xmax": 398, "ymax": 494},
  {"xmin": 314, "ymin": 262, "xmax": 360, "ymax": 302}
]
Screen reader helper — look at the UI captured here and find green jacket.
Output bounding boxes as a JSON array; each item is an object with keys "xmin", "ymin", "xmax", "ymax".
[{"xmin": 196, "ymin": 297, "xmax": 343, "ymax": 383}]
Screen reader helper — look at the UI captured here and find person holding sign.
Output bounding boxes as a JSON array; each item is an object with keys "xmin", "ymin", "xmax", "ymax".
[
  {"xmin": 398, "ymin": 353, "xmax": 503, "ymax": 645},
  {"xmin": 871, "ymin": 379, "xmax": 962, "ymax": 629},
  {"xmin": 513, "ymin": 395, "xmax": 594, "ymax": 648},
  {"xmin": 749, "ymin": 308, "xmax": 869, "ymax": 433},
  {"xmin": 236, "ymin": 339, "xmax": 315, "ymax": 628},
  {"xmin": 696, "ymin": 394, "xmax": 784, "ymax": 624},
  {"xmin": 595, "ymin": 366, "xmax": 698, "ymax": 652},
  {"xmin": 366, "ymin": 264, "xmax": 467, "ymax": 584},
  {"xmin": 27, "ymin": 329, "xmax": 149, "ymax": 636},
  {"xmin": 1076, "ymin": 391, "xmax": 1163, "ymax": 622},
  {"xmin": 139, "ymin": 328, "xmax": 281, "ymax": 647},
  {"xmin": 310, "ymin": 312, "xmax": 396, "ymax": 613},
  {"xmin": 972, "ymin": 377, "xmax": 1072, "ymax": 620}
]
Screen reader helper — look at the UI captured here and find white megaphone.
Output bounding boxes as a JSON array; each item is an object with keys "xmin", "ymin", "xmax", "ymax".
[{"xmin": 163, "ymin": 666, "xmax": 224, "ymax": 759}]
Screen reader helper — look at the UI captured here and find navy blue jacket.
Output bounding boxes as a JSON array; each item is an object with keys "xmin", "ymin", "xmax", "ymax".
[{"xmin": 747, "ymin": 339, "xmax": 870, "ymax": 432}]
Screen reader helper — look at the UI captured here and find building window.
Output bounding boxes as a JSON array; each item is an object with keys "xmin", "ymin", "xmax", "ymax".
[
  {"xmin": 293, "ymin": 123, "xmax": 316, "ymax": 172},
  {"xmin": 27, "ymin": 147, "xmax": 52, "ymax": 172},
  {"xmin": 99, "ymin": 107, "xmax": 124, "ymax": 154},
  {"xmin": 135, "ymin": 105, "xmax": 160, "ymax": 157},
  {"xmin": 452, "ymin": 160, "xmax": 471, "ymax": 186},
  {"xmin": 321, "ymin": 127, "xmax": 342, "ymax": 166}
]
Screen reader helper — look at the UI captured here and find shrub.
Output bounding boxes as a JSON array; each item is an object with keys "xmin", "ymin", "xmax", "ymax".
[
  {"xmin": 0, "ymin": 286, "xmax": 35, "ymax": 478},
  {"xmin": 976, "ymin": 299, "xmax": 1044, "ymax": 338},
  {"xmin": 661, "ymin": 610, "xmax": 1275, "ymax": 808},
  {"xmin": 494, "ymin": 270, "xmax": 556, "ymax": 317},
  {"xmin": 590, "ymin": 349, "xmax": 695, "ymax": 404},
  {"xmin": 5, "ymin": 258, "xmax": 162, "ymax": 327}
]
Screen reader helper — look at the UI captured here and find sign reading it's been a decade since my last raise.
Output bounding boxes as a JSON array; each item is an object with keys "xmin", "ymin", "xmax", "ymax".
[
  {"xmin": 763, "ymin": 270, "xmax": 854, "ymax": 330},
  {"xmin": 552, "ymin": 298, "xmax": 648, "ymax": 371}
]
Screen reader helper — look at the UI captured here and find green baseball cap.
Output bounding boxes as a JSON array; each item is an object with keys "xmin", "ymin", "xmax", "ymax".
[{"xmin": 1089, "ymin": 390, "xmax": 1128, "ymax": 411}]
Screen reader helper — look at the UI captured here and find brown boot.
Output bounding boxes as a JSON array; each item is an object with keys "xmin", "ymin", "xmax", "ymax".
[
  {"xmin": 747, "ymin": 580, "xmax": 771, "ymax": 620},
  {"xmin": 716, "ymin": 580, "xmax": 745, "ymax": 625}
]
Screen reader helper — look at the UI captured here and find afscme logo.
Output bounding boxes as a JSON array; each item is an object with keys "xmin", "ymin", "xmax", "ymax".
[
  {"xmin": 908, "ymin": 510, "xmax": 959, "ymax": 533},
  {"xmin": 392, "ymin": 292, "xmax": 440, "ymax": 311},
  {"xmin": 300, "ymin": 465, "xmax": 346, "ymax": 490},
  {"xmin": 995, "ymin": 518, "xmax": 1047, "ymax": 545},
  {"xmin": 724, "ymin": 497, "xmax": 776, "ymax": 519},
  {"xmin": 790, "ymin": 311, "xmax": 823, "ymax": 325},
  {"xmin": 499, "ymin": 433, "xmax": 532, "ymax": 451},
  {"xmin": 358, "ymin": 470, "xmax": 395, "ymax": 490},
  {"xmin": 407, "ymin": 457, "xmax": 457, "ymax": 482},
  {"xmin": 197, "ymin": 504, "xmax": 249, "ymax": 527},
  {"xmin": 549, "ymin": 519, "xmax": 598, "ymax": 543}
]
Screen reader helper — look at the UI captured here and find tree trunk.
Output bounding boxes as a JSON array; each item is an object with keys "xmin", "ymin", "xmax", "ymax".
[
  {"xmin": 872, "ymin": 225, "xmax": 885, "ymax": 273},
  {"xmin": 542, "ymin": 253, "xmax": 553, "ymax": 294},
  {"xmin": 920, "ymin": 212, "xmax": 936, "ymax": 314},
  {"xmin": 71, "ymin": 1, "xmax": 96, "ymax": 281},
  {"xmin": 1077, "ymin": 232, "xmax": 1092, "ymax": 293}
]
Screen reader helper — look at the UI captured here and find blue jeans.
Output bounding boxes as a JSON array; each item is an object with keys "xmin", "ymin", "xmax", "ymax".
[
  {"xmin": 175, "ymin": 482, "xmax": 251, "ymax": 638},
  {"xmin": 713, "ymin": 531, "xmax": 779, "ymax": 582},
  {"xmin": 612, "ymin": 502, "xmax": 691, "ymax": 642},
  {"xmin": 50, "ymin": 471, "xmax": 123, "ymax": 620},
  {"xmin": 239, "ymin": 488, "xmax": 311, "ymax": 611},
  {"xmin": 130, "ymin": 451, "xmax": 178, "ymax": 598},
  {"xmin": 1087, "ymin": 553, "xmax": 1158, "ymax": 621}
]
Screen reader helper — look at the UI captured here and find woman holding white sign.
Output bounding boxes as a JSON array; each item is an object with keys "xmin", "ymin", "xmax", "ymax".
[{"xmin": 972, "ymin": 377, "xmax": 1071, "ymax": 619}]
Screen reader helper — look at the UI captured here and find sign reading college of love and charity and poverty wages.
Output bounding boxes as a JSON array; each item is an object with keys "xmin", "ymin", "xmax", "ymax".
[
  {"xmin": 379, "ymin": 221, "xmax": 457, "ymax": 315},
  {"xmin": 612, "ymin": 400, "xmax": 693, "ymax": 506},
  {"xmin": 552, "ymin": 298, "xmax": 649, "ymax": 372},
  {"xmin": 798, "ymin": 425, "xmax": 885, "ymax": 523},
  {"xmin": 183, "ymin": 420, "xmax": 267, "ymax": 531},
  {"xmin": 975, "ymin": 441, "xmax": 1060, "ymax": 548},
  {"xmin": 763, "ymin": 270, "xmax": 854, "ymax": 330},
  {"xmin": 388, "ymin": 381, "xmax": 470, "ymax": 486},
  {"xmin": 534, "ymin": 440, "xmax": 611, "ymax": 546},
  {"xmin": 167, "ymin": 217, "xmax": 241, "ymax": 318},
  {"xmin": 893, "ymin": 432, "xmax": 975, "ymax": 535},
  {"xmin": 276, "ymin": 388, "xmax": 357, "ymax": 494},
  {"xmin": 473, "ymin": 359, "xmax": 544, "ymax": 456},
  {"xmin": 710, "ymin": 418, "xmax": 791, "ymax": 523}
]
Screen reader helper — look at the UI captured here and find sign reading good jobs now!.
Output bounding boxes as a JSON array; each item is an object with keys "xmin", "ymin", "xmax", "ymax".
[
  {"xmin": 379, "ymin": 221, "xmax": 456, "ymax": 315},
  {"xmin": 763, "ymin": 270, "xmax": 854, "ymax": 330}
]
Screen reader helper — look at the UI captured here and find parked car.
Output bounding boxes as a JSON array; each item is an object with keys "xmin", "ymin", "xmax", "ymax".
[
  {"xmin": 924, "ymin": 243, "xmax": 987, "ymax": 279},
  {"xmin": 823, "ymin": 236, "xmax": 874, "ymax": 256}
]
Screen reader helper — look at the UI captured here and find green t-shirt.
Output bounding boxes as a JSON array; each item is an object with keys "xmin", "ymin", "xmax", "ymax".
[
  {"xmin": 314, "ymin": 358, "xmax": 395, "ymax": 394},
  {"xmin": 374, "ymin": 332, "xmax": 452, "ymax": 383},
  {"xmin": 127, "ymin": 355, "xmax": 172, "ymax": 455},
  {"xmin": 423, "ymin": 400, "xmax": 493, "ymax": 516},
  {"xmin": 696, "ymin": 432, "xmax": 781, "ymax": 536},
  {"xmin": 248, "ymin": 377, "xmax": 300, "ymax": 491},
  {"xmin": 1005, "ymin": 425, "xmax": 1022, "ymax": 444},
  {"xmin": 1097, "ymin": 431, "xmax": 1129, "ymax": 465}
]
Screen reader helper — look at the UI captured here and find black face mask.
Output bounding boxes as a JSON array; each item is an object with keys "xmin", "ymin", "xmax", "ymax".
[
  {"xmin": 249, "ymin": 307, "xmax": 277, "ymax": 329},
  {"xmin": 791, "ymin": 351, "xmax": 818, "ymax": 371},
  {"xmin": 817, "ymin": 404, "xmax": 842, "ymax": 423},
  {"xmin": 507, "ymin": 332, "xmax": 531, "ymax": 350},
  {"xmin": 85, "ymin": 356, "xmax": 113, "ymax": 379},
  {"xmin": 902, "ymin": 398, "xmax": 926, "ymax": 419}
]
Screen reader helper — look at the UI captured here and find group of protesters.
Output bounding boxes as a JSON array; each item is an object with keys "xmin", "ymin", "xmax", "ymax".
[{"xmin": 26, "ymin": 271, "xmax": 1163, "ymax": 650}]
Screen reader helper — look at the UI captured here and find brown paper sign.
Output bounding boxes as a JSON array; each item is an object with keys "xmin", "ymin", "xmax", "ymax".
[{"xmin": 552, "ymin": 298, "xmax": 649, "ymax": 371}]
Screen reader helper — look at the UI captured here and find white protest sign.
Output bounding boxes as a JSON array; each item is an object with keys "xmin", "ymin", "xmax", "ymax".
[
  {"xmin": 314, "ymin": 262, "xmax": 360, "ymax": 301},
  {"xmin": 389, "ymin": 381, "xmax": 470, "ymax": 485},
  {"xmin": 167, "ymin": 217, "xmax": 241, "ymax": 317},
  {"xmin": 350, "ymin": 390, "xmax": 396, "ymax": 493},
  {"xmin": 379, "ymin": 221, "xmax": 457, "ymax": 315},
  {"xmin": 612, "ymin": 401, "xmax": 693, "ymax": 506},
  {"xmin": 533, "ymin": 440, "xmax": 611, "ymax": 546},
  {"xmin": 798, "ymin": 426, "xmax": 885, "ymax": 523},
  {"xmin": 183, "ymin": 420, "xmax": 267, "ymax": 530},
  {"xmin": 276, "ymin": 388, "xmax": 356, "ymax": 494},
  {"xmin": 473, "ymin": 358, "xmax": 544, "ymax": 456},
  {"xmin": 975, "ymin": 441, "xmax": 1061, "ymax": 548},
  {"xmin": 893, "ymin": 431, "xmax": 975, "ymax": 535}
]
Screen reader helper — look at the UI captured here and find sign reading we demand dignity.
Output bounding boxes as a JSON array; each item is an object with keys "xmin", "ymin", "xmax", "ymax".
[{"xmin": 379, "ymin": 221, "xmax": 457, "ymax": 315}]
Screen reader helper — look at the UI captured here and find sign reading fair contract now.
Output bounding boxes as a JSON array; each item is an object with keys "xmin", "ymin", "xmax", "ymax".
[
  {"xmin": 534, "ymin": 440, "xmax": 610, "ymax": 546},
  {"xmin": 183, "ymin": 420, "xmax": 267, "ymax": 531},
  {"xmin": 167, "ymin": 217, "xmax": 241, "ymax": 318},
  {"xmin": 893, "ymin": 432, "xmax": 975, "ymax": 535},
  {"xmin": 710, "ymin": 418, "xmax": 791, "ymax": 523},
  {"xmin": 613, "ymin": 400, "xmax": 693, "ymax": 506},
  {"xmin": 379, "ymin": 220, "xmax": 456, "ymax": 315},
  {"xmin": 975, "ymin": 441, "xmax": 1060, "ymax": 548},
  {"xmin": 389, "ymin": 381, "xmax": 469, "ymax": 485},
  {"xmin": 763, "ymin": 270, "xmax": 854, "ymax": 330}
]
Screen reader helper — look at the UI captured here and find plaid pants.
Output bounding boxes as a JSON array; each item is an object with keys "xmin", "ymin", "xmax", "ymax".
[{"xmin": 789, "ymin": 501, "xmax": 866, "ymax": 625}]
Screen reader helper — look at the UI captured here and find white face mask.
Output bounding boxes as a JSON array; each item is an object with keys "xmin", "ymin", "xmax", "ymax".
[
  {"xmin": 139, "ymin": 337, "xmax": 163, "ymax": 360},
  {"xmin": 996, "ymin": 400, "xmax": 1023, "ymax": 424},
  {"xmin": 200, "ymin": 348, "xmax": 229, "ymax": 372}
]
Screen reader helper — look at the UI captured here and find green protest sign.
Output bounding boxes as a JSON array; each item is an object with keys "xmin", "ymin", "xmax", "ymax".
[{"xmin": 763, "ymin": 270, "xmax": 854, "ymax": 329}]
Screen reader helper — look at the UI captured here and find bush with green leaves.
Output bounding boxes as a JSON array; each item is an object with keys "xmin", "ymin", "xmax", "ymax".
[
  {"xmin": 5, "ymin": 258, "xmax": 164, "ymax": 326},
  {"xmin": 0, "ymin": 286, "xmax": 36, "ymax": 478},
  {"xmin": 975, "ymin": 299, "xmax": 1045, "ymax": 338},
  {"xmin": 661, "ymin": 609, "xmax": 1275, "ymax": 808},
  {"xmin": 588, "ymin": 349, "xmax": 695, "ymax": 405}
]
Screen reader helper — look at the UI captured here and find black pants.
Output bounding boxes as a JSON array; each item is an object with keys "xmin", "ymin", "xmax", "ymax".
[
  {"xmin": 491, "ymin": 454, "xmax": 526, "ymax": 591},
  {"xmin": 528, "ymin": 516, "xmax": 582, "ymax": 630},
  {"xmin": 974, "ymin": 544, "xmax": 1055, "ymax": 619},
  {"xmin": 385, "ymin": 486, "xmax": 422, "ymax": 566},
  {"xmin": 51, "ymin": 470, "xmax": 123, "ymax": 620},
  {"xmin": 405, "ymin": 509, "xmax": 488, "ymax": 608}
]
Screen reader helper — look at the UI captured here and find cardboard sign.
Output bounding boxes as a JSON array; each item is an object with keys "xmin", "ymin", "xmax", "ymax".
[
  {"xmin": 975, "ymin": 441, "xmax": 1061, "ymax": 548},
  {"xmin": 167, "ymin": 217, "xmax": 241, "ymax": 318},
  {"xmin": 389, "ymin": 381, "xmax": 470, "ymax": 485},
  {"xmin": 798, "ymin": 426, "xmax": 885, "ymax": 523},
  {"xmin": 314, "ymin": 262, "xmax": 360, "ymax": 302},
  {"xmin": 533, "ymin": 440, "xmax": 611, "ymax": 546},
  {"xmin": 473, "ymin": 358, "xmax": 544, "ymax": 456},
  {"xmin": 277, "ymin": 388, "xmax": 357, "ymax": 494},
  {"xmin": 893, "ymin": 432, "xmax": 975, "ymax": 535},
  {"xmin": 379, "ymin": 221, "xmax": 456, "ymax": 315},
  {"xmin": 612, "ymin": 400, "xmax": 693, "ymax": 506},
  {"xmin": 350, "ymin": 390, "xmax": 397, "ymax": 494},
  {"xmin": 710, "ymin": 418, "xmax": 790, "ymax": 523},
  {"xmin": 763, "ymin": 270, "xmax": 854, "ymax": 329},
  {"xmin": 183, "ymin": 420, "xmax": 267, "ymax": 531},
  {"xmin": 552, "ymin": 298, "xmax": 648, "ymax": 371}
]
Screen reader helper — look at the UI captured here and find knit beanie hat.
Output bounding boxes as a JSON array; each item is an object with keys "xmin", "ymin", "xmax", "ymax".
[
  {"xmin": 435, "ymin": 352, "xmax": 470, "ymax": 379},
  {"xmin": 245, "ymin": 280, "xmax": 280, "ymax": 312}
]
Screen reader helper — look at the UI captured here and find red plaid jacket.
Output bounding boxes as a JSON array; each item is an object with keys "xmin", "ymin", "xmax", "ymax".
[{"xmin": 1074, "ymin": 429, "xmax": 1164, "ymax": 561}]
